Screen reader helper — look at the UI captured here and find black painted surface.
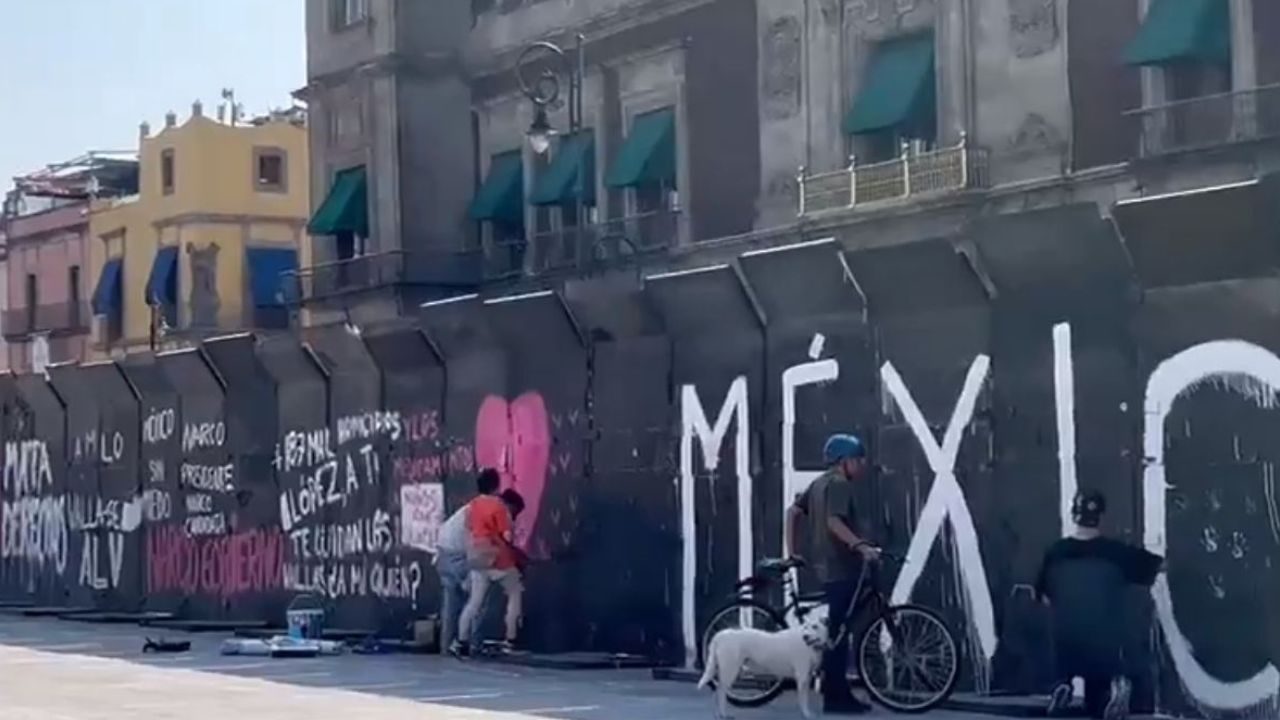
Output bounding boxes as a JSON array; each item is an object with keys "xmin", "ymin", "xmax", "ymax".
[{"xmin": 6, "ymin": 191, "xmax": 1280, "ymax": 717}]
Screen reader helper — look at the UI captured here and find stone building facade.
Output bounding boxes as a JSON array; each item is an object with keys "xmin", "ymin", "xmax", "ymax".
[{"xmin": 295, "ymin": 0, "xmax": 1280, "ymax": 314}]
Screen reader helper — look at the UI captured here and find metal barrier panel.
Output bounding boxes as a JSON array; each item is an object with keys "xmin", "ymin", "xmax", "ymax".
[
  {"xmin": 201, "ymin": 334, "xmax": 285, "ymax": 623},
  {"xmin": 967, "ymin": 205, "xmax": 1140, "ymax": 697},
  {"xmin": 646, "ymin": 264, "xmax": 763, "ymax": 665},
  {"xmin": 417, "ymin": 296, "xmax": 507, "ymax": 644},
  {"xmin": 46, "ymin": 364, "xmax": 106, "ymax": 611},
  {"xmin": 78, "ymin": 361, "xmax": 143, "ymax": 612},
  {"xmin": 564, "ymin": 278, "xmax": 677, "ymax": 660},
  {"xmin": 256, "ymin": 334, "xmax": 335, "ymax": 627},
  {"xmin": 306, "ymin": 324, "xmax": 419, "ymax": 634},
  {"xmin": 481, "ymin": 290, "xmax": 588, "ymax": 653},
  {"xmin": 844, "ymin": 239, "xmax": 996, "ymax": 691},
  {"xmin": 6, "ymin": 373, "xmax": 71, "ymax": 607},
  {"xmin": 738, "ymin": 239, "xmax": 873, "ymax": 588},
  {"xmin": 362, "ymin": 323, "xmax": 447, "ymax": 638},
  {"xmin": 1115, "ymin": 180, "xmax": 1280, "ymax": 718}
]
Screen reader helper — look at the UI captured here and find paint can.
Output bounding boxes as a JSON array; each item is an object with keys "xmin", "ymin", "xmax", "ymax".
[{"xmin": 285, "ymin": 593, "xmax": 325, "ymax": 640}]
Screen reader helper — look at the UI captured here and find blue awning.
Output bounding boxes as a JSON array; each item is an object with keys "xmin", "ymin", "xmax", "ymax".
[
  {"xmin": 145, "ymin": 246, "xmax": 178, "ymax": 306},
  {"xmin": 92, "ymin": 258, "xmax": 123, "ymax": 316},
  {"xmin": 246, "ymin": 247, "xmax": 298, "ymax": 307}
]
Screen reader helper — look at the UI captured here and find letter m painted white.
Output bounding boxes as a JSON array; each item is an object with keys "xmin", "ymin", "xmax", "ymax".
[
  {"xmin": 679, "ymin": 377, "xmax": 751, "ymax": 669},
  {"xmin": 882, "ymin": 356, "xmax": 998, "ymax": 663}
]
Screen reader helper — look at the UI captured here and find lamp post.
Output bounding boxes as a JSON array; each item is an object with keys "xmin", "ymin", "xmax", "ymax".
[{"xmin": 515, "ymin": 35, "xmax": 587, "ymax": 266}]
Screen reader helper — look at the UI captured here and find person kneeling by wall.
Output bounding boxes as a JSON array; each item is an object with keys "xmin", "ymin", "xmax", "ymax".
[{"xmin": 454, "ymin": 488, "xmax": 527, "ymax": 656}]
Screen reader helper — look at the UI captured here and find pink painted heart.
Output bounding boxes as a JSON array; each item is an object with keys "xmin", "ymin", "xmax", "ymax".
[{"xmin": 474, "ymin": 392, "xmax": 551, "ymax": 558}]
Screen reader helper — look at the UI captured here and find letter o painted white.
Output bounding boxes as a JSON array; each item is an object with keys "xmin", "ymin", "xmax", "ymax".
[{"xmin": 1144, "ymin": 340, "xmax": 1280, "ymax": 711}]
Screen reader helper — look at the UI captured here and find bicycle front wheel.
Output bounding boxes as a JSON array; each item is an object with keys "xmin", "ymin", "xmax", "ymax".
[
  {"xmin": 855, "ymin": 604, "xmax": 959, "ymax": 713},
  {"xmin": 700, "ymin": 599, "xmax": 788, "ymax": 707}
]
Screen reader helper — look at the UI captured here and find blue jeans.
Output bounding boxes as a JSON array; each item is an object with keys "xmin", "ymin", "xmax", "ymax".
[{"xmin": 436, "ymin": 550, "xmax": 469, "ymax": 649}]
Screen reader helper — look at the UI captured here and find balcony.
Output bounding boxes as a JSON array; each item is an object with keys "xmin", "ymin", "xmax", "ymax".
[
  {"xmin": 487, "ymin": 208, "xmax": 681, "ymax": 280},
  {"xmin": 798, "ymin": 134, "xmax": 989, "ymax": 216},
  {"xmin": 1128, "ymin": 84, "xmax": 1280, "ymax": 157},
  {"xmin": 281, "ymin": 250, "xmax": 483, "ymax": 307},
  {"xmin": 2, "ymin": 302, "xmax": 90, "ymax": 339}
]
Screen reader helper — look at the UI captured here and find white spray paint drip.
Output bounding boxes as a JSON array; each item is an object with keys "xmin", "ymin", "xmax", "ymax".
[
  {"xmin": 679, "ymin": 377, "xmax": 751, "ymax": 668},
  {"xmin": 807, "ymin": 333, "xmax": 826, "ymax": 361},
  {"xmin": 882, "ymin": 356, "xmax": 998, "ymax": 663},
  {"xmin": 782, "ymin": 340, "xmax": 839, "ymax": 614},
  {"xmin": 1144, "ymin": 340, "xmax": 1280, "ymax": 711},
  {"xmin": 1053, "ymin": 323, "xmax": 1078, "ymax": 538},
  {"xmin": 1263, "ymin": 464, "xmax": 1280, "ymax": 546}
]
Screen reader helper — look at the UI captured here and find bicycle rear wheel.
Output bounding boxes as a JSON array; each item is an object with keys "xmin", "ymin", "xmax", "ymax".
[
  {"xmin": 855, "ymin": 604, "xmax": 959, "ymax": 713},
  {"xmin": 700, "ymin": 599, "xmax": 788, "ymax": 707}
]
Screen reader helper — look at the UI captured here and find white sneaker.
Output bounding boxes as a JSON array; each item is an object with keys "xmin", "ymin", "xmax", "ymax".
[
  {"xmin": 1046, "ymin": 681, "xmax": 1073, "ymax": 716},
  {"xmin": 1104, "ymin": 676, "xmax": 1131, "ymax": 720}
]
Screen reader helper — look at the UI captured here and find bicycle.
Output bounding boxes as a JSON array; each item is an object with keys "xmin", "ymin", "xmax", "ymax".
[{"xmin": 699, "ymin": 551, "xmax": 960, "ymax": 714}]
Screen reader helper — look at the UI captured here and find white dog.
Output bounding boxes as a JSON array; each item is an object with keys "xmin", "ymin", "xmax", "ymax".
[{"xmin": 698, "ymin": 611, "xmax": 828, "ymax": 718}]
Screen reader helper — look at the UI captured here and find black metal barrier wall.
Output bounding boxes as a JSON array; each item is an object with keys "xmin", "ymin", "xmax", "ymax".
[{"xmin": 4, "ymin": 189, "xmax": 1280, "ymax": 716}]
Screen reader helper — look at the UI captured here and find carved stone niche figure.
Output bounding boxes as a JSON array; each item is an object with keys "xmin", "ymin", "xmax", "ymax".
[
  {"xmin": 187, "ymin": 242, "xmax": 221, "ymax": 328},
  {"xmin": 1009, "ymin": 0, "xmax": 1058, "ymax": 59},
  {"xmin": 762, "ymin": 16, "xmax": 802, "ymax": 121}
]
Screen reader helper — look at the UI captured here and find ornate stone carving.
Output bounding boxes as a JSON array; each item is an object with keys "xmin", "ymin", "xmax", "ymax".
[
  {"xmin": 762, "ymin": 16, "xmax": 802, "ymax": 121},
  {"xmin": 1009, "ymin": 0, "xmax": 1058, "ymax": 59},
  {"xmin": 1005, "ymin": 113, "xmax": 1064, "ymax": 158},
  {"xmin": 847, "ymin": 0, "xmax": 931, "ymax": 37},
  {"xmin": 187, "ymin": 242, "xmax": 221, "ymax": 328}
]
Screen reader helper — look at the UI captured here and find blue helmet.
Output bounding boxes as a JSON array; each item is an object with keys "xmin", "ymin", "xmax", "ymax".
[{"xmin": 823, "ymin": 434, "xmax": 866, "ymax": 465}]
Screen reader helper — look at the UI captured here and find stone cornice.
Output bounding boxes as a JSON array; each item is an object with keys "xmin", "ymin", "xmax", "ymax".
[
  {"xmin": 297, "ymin": 51, "xmax": 464, "ymax": 100},
  {"xmin": 463, "ymin": 0, "xmax": 718, "ymax": 81}
]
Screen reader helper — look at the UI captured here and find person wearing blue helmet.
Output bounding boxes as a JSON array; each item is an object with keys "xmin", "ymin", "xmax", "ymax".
[{"xmin": 786, "ymin": 432, "xmax": 880, "ymax": 715}]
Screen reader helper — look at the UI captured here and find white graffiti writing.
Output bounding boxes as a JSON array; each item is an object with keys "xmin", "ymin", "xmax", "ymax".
[
  {"xmin": 3, "ymin": 440, "xmax": 53, "ymax": 497},
  {"xmin": 336, "ymin": 410, "xmax": 402, "ymax": 445},
  {"xmin": 278, "ymin": 428, "xmax": 336, "ymax": 473},
  {"xmin": 78, "ymin": 532, "xmax": 126, "ymax": 590},
  {"xmin": 143, "ymin": 408, "xmax": 175, "ymax": 445},
  {"xmin": 180, "ymin": 463, "xmax": 235, "ymax": 493},
  {"xmin": 286, "ymin": 510, "xmax": 394, "ymax": 561},
  {"xmin": 0, "ymin": 495, "xmax": 68, "ymax": 572},
  {"xmin": 141, "ymin": 488, "xmax": 171, "ymax": 523},
  {"xmin": 282, "ymin": 558, "xmax": 422, "ymax": 605},
  {"xmin": 278, "ymin": 444, "xmax": 378, "ymax": 532},
  {"xmin": 183, "ymin": 421, "xmax": 226, "ymax": 452}
]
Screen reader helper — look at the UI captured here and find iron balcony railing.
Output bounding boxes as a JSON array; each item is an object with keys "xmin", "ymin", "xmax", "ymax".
[
  {"xmin": 487, "ymin": 208, "xmax": 681, "ymax": 280},
  {"xmin": 798, "ymin": 133, "xmax": 989, "ymax": 216},
  {"xmin": 2, "ymin": 302, "xmax": 90, "ymax": 339},
  {"xmin": 1127, "ymin": 84, "xmax": 1280, "ymax": 157},
  {"xmin": 281, "ymin": 249, "xmax": 483, "ymax": 306}
]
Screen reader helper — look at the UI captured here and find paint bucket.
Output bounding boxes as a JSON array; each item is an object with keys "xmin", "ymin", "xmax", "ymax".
[{"xmin": 285, "ymin": 594, "xmax": 325, "ymax": 640}]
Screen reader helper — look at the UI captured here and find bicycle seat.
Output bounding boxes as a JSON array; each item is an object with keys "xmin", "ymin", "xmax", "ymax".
[{"xmin": 758, "ymin": 557, "xmax": 806, "ymax": 573}]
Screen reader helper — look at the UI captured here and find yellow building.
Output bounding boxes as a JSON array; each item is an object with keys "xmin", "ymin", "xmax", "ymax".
[{"xmin": 87, "ymin": 103, "xmax": 309, "ymax": 356}]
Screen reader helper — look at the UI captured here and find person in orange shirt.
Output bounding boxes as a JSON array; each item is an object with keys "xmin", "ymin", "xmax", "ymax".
[{"xmin": 453, "ymin": 488, "xmax": 526, "ymax": 656}]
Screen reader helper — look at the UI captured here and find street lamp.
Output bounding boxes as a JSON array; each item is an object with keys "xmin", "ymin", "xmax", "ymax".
[{"xmin": 516, "ymin": 36, "xmax": 588, "ymax": 264}]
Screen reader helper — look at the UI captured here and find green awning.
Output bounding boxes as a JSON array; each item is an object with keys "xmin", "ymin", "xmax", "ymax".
[
  {"xmin": 1123, "ymin": 0, "xmax": 1231, "ymax": 66},
  {"xmin": 468, "ymin": 150, "xmax": 524, "ymax": 224},
  {"xmin": 308, "ymin": 166, "xmax": 368, "ymax": 236},
  {"xmin": 605, "ymin": 108, "xmax": 676, "ymax": 189},
  {"xmin": 529, "ymin": 132, "xmax": 596, "ymax": 206},
  {"xmin": 843, "ymin": 33, "xmax": 936, "ymax": 136}
]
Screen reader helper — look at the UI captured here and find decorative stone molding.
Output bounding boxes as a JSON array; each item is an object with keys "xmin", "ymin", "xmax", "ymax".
[
  {"xmin": 762, "ymin": 16, "xmax": 802, "ymax": 121},
  {"xmin": 1009, "ymin": 0, "xmax": 1058, "ymax": 59},
  {"xmin": 187, "ymin": 242, "xmax": 221, "ymax": 329},
  {"xmin": 1005, "ymin": 113, "xmax": 1065, "ymax": 158},
  {"xmin": 847, "ymin": 0, "xmax": 934, "ymax": 39}
]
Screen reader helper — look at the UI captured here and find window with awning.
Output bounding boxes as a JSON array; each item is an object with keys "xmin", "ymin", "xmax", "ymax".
[
  {"xmin": 91, "ymin": 258, "xmax": 123, "ymax": 317},
  {"xmin": 308, "ymin": 166, "xmax": 369, "ymax": 237},
  {"xmin": 606, "ymin": 108, "xmax": 676, "ymax": 189},
  {"xmin": 530, "ymin": 131, "xmax": 596, "ymax": 207},
  {"xmin": 145, "ymin": 246, "xmax": 178, "ymax": 306},
  {"xmin": 468, "ymin": 150, "xmax": 525, "ymax": 226},
  {"xmin": 1123, "ymin": 0, "xmax": 1231, "ymax": 67},
  {"xmin": 245, "ymin": 247, "xmax": 298, "ymax": 307},
  {"xmin": 843, "ymin": 32, "xmax": 937, "ymax": 139}
]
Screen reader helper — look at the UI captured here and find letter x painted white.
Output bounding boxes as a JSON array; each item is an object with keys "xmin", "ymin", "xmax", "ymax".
[{"xmin": 882, "ymin": 356, "xmax": 998, "ymax": 662}]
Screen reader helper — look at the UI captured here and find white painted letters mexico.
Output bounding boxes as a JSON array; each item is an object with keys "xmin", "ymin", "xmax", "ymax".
[{"xmin": 676, "ymin": 324, "xmax": 1280, "ymax": 713}]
